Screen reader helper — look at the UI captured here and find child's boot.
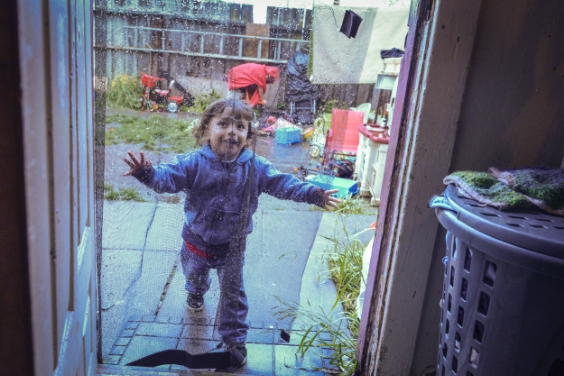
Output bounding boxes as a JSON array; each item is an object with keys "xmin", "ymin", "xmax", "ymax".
[
  {"xmin": 187, "ymin": 293, "xmax": 204, "ymax": 311},
  {"xmin": 214, "ymin": 342, "xmax": 247, "ymax": 372}
]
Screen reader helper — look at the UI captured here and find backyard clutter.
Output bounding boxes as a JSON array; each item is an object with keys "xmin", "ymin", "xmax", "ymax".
[
  {"xmin": 102, "ymin": 49, "xmax": 387, "ymax": 376},
  {"xmin": 140, "ymin": 72, "xmax": 194, "ymax": 113},
  {"xmin": 106, "ymin": 73, "xmax": 220, "ymax": 114}
]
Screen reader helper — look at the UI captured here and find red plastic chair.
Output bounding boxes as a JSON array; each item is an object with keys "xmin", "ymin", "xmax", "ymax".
[{"xmin": 322, "ymin": 109, "xmax": 363, "ymax": 167}]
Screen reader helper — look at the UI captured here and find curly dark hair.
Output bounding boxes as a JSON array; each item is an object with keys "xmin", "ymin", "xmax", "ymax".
[{"xmin": 192, "ymin": 98, "xmax": 256, "ymax": 146}]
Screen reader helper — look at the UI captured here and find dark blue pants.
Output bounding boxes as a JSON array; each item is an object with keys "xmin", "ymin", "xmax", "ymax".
[{"xmin": 180, "ymin": 242, "xmax": 249, "ymax": 345}]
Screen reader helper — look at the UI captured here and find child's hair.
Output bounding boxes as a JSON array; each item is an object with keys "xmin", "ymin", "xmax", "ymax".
[{"xmin": 192, "ymin": 98, "xmax": 255, "ymax": 146}]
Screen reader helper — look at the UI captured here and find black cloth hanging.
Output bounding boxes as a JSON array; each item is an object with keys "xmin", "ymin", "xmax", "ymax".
[{"xmin": 340, "ymin": 10, "xmax": 363, "ymax": 39}]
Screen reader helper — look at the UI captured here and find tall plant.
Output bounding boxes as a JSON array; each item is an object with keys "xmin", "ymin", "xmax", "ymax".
[
  {"xmin": 107, "ymin": 74, "xmax": 143, "ymax": 110},
  {"xmin": 274, "ymin": 219, "xmax": 368, "ymax": 375}
]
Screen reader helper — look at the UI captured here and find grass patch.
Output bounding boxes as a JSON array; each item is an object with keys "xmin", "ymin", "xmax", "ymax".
[
  {"xmin": 333, "ymin": 195, "xmax": 371, "ymax": 215},
  {"xmin": 105, "ymin": 115, "xmax": 198, "ymax": 153},
  {"xmin": 322, "ymin": 228, "xmax": 366, "ymax": 335},
  {"xmin": 274, "ymin": 220, "xmax": 367, "ymax": 375},
  {"xmin": 274, "ymin": 300, "xmax": 359, "ymax": 375},
  {"xmin": 311, "ymin": 194, "xmax": 371, "ymax": 215},
  {"xmin": 104, "ymin": 184, "xmax": 147, "ymax": 202}
]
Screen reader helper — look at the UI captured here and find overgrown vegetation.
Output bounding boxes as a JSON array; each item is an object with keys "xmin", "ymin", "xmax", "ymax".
[
  {"xmin": 311, "ymin": 194, "xmax": 371, "ymax": 215},
  {"xmin": 105, "ymin": 115, "xmax": 198, "ymax": 153},
  {"xmin": 181, "ymin": 89, "xmax": 222, "ymax": 113},
  {"xmin": 104, "ymin": 184, "xmax": 146, "ymax": 202},
  {"xmin": 321, "ymin": 99, "xmax": 348, "ymax": 114},
  {"xmin": 322, "ymin": 230, "xmax": 365, "ymax": 335},
  {"xmin": 333, "ymin": 195, "xmax": 370, "ymax": 215},
  {"xmin": 106, "ymin": 74, "xmax": 143, "ymax": 110},
  {"xmin": 275, "ymin": 300, "xmax": 359, "ymax": 375},
  {"xmin": 106, "ymin": 73, "xmax": 222, "ymax": 113},
  {"xmin": 274, "ymin": 222, "xmax": 367, "ymax": 375}
]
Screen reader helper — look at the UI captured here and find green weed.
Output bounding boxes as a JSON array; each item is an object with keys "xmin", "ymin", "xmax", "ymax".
[
  {"xmin": 106, "ymin": 74, "xmax": 143, "ymax": 110},
  {"xmin": 274, "ymin": 222, "xmax": 367, "ymax": 375},
  {"xmin": 274, "ymin": 299, "xmax": 359, "ymax": 375},
  {"xmin": 105, "ymin": 115, "xmax": 198, "ymax": 153},
  {"xmin": 321, "ymin": 99, "xmax": 348, "ymax": 115},
  {"xmin": 311, "ymin": 194, "xmax": 371, "ymax": 215},
  {"xmin": 321, "ymin": 228, "xmax": 366, "ymax": 335},
  {"xmin": 104, "ymin": 184, "xmax": 146, "ymax": 202},
  {"xmin": 181, "ymin": 90, "xmax": 222, "ymax": 113},
  {"xmin": 333, "ymin": 195, "xmax": 370, "ymax": 215}
]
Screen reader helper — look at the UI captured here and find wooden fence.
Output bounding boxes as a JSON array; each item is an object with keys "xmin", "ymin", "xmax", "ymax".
[{"xmin": 94, "ymin": 0, "xmax": 376, "ymax": 108}]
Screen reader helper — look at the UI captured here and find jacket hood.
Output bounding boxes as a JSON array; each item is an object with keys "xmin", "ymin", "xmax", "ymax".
[{"xmin": 198, "ymin": 144, "xmax": 254, "ymax": 164}]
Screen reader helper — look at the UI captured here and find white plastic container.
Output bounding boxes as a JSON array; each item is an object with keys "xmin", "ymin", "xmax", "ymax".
[{"xmin": 355, "ymin": 124, "xmax": 389, "ymax": 206}]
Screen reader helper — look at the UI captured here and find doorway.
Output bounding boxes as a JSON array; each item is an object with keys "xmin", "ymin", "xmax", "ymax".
[{"xmin": 94, "ymin": 1, "xmax": 385, "ymax": 374}]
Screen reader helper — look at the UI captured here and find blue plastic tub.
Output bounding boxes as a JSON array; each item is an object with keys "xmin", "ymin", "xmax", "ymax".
[
  {"xmin": 308, "ymin": 175, "xmax": 359, "ymax": 198},
  {"xmin": 275, "ymin": 127, "xmax": 302, "ymax": 145}
]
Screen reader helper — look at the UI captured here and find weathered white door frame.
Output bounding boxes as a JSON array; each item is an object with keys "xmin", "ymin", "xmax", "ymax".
[
  {"xmin": 18, "ymin": 0, "xmax": 97, "ymax": 374},
  {"xmin": 357, "ymin": 0, "xmax": 483, "ymax": 374}
]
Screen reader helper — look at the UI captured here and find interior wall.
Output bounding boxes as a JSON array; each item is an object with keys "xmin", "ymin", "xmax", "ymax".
[
  {"xmin": 452, "ymin": 0, "xmax": 564, "ymax": 171},
  {"xmin": 0, "ymin": 0, "xmax": 34, "ymax": 373},
  {"xmin": 411, "ymin": 0, "xmax": 564, "ymax": 374}
]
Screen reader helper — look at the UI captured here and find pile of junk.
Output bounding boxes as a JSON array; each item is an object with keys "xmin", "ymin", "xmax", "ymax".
[
  {"xmin": 140, "ymin": 71, "xmax": 195, "ymax": 113},
  {"xmin": 256, "ymin": 52, "xmax": 377, "ymax": 199}
]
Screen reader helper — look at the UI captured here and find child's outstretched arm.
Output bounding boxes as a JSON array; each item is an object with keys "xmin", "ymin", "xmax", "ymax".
[
  {"xmin": 322, "ymin": 189, "xmax": 341, "ymax": 210},
  {"xmin": 123, "ymin": 150, "xmax": 152, "ymax": 177},
  {"xmin": 123, "ymin": 150, "xmax": 195, "ymax": 193}
]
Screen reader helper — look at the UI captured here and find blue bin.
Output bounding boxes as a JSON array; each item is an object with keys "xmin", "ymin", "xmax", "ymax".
[
  {"xmin": 275, "ymin": 127, "xmax": 302, "ymax": 145},
  {"xmin": 308, "ymin": 175, "xmax": 359, "ymax": 199}
]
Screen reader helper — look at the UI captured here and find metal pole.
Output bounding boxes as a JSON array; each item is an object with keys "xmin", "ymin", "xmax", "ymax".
[{"xmin": 257, "ymin": 39, "xmax": 262, "ymax": 59}]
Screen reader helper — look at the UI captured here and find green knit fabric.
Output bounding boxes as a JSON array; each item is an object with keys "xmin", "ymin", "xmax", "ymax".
[{"xmin": 444, "ymin": 168, "xmax": 564, "ymax": 215}]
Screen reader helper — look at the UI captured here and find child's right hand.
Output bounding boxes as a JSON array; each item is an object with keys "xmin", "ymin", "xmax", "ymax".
[{"xmin": 123, "ymin": 150, "xmax": 152, "ymax": 176}]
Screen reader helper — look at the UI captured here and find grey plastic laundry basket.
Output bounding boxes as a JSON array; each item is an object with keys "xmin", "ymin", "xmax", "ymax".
[{"xmin": 429, "ymin": 185, "xmax": 564, "ymax": 376}]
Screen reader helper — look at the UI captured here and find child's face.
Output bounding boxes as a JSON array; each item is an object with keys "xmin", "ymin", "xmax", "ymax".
[{"xmin": 207, "ymin": 108, "xmax": 250, "ymax": 161}]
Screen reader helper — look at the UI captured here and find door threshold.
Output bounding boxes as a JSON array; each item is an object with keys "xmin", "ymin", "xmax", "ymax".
[{"xmin": 97, "ymin": 364, "xmax": 249, "ymax": 375}]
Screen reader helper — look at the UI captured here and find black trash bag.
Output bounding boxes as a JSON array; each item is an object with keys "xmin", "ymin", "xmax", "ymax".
[
  {"xmin": 285, "ymin": 51, "xmax": 319, "ymax": 103},
  {"xmin": 380, "ymin": 48, "xmax": 405, "ymax": 59}
]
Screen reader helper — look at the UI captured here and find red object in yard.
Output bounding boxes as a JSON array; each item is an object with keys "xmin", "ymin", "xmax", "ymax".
[
  {"xmin": 167, "ymin": 95, "xmax": 185, "ymax": 106},
  {"xmin": 359, "ymin": 124, "xmax": 390, "ymax": 144},
  {"xmin": 326, "ymin": 109, "xmax": 363, "ymax": 154},
  {"xmin": 141, "ymin": 72, "xmax": 164, "ymax": 88},
  {"xmin": 227, "ymin": 63, "xmax": 279, "ymax": 106}
]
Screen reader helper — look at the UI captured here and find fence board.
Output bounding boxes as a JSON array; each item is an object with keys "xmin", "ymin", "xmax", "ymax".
[{"xmin": 96, "ymin": 4, "xmax": 373, "ymax": 107}]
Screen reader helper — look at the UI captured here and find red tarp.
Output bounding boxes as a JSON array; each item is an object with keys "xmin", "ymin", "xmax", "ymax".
[{"xmin": 227, "ymin": 63, "xmax": 279, "ymax": 106}]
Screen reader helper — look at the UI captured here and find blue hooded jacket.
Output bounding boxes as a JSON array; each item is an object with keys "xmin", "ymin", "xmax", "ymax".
[{"xmin": 134, "ymin": 145, "xmax": 323, "ymax": 253}]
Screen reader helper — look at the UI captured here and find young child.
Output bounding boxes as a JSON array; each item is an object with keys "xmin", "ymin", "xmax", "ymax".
[{"xmin": 123, "ymin": 98, "xmax": 339, "ymax": 368}]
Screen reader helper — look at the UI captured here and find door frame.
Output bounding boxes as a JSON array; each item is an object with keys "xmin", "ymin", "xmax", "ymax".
[
  {"xmin": 17, "ymin": 0, "xmax": 97, "ymax": 374},
  {"xmin": 13, "ymin": 0, "xmax": 487, "ymax": 373},
  {"xmin": 357, "ymin": 0, "xmax": 483, "ymax": 373}
]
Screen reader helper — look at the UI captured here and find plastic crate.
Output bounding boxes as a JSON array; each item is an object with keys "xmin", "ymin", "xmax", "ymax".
[
  {"xmin": 430, "ymin": 185, "xmax": 564, "ymax": 376},
  {"xmin": 275, "ymin": 127, "xmax": 302, "ymax": 145},
  {"xmin": 307, "ymin": 174, "xmax": 359, "ymax": 199}
]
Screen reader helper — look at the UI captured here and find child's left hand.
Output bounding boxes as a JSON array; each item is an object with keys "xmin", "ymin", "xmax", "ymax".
[{"xmin": 322, "ymin": 189, "xmax": 341, "ymax": 210}]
